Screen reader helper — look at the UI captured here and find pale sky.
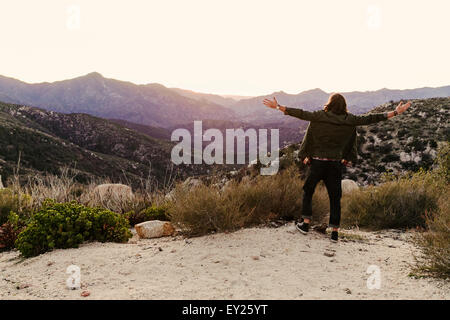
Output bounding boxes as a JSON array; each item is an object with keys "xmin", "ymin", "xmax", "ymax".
[{"xmin": 0, "ymin": 0, "xmax": 449, "ymax": 96}]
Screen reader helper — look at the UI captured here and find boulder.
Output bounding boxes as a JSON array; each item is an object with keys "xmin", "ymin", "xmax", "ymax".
[
  {"xmin": 83, "ymin": 183, "xmax": 134, "ymax": 212},
  {"xmin": 92, "ymin": 183, "xmax": 133, "ymax": 201},
  {"xmin": 135, "ymin": 220, "xmax": 175, "ymax": 239},
  {"xmin": 341, "ymin": 179, "xmax": 359, "ymax": 194}
]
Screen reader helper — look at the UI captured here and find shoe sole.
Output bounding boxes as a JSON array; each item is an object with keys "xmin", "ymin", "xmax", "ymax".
[{"xmin": 296, "ymin": 224, "xmax": 308, "ymax": 235}]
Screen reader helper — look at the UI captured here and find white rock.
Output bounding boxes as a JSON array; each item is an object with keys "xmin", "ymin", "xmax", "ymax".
[
  {"xmin": 0, "ymin": 175, "xmax": 4, "ymax": 189},
  {"xmin": 182, "ymin": 177, "xmax": 202, "ymax": 188},
  {"xmin": 84, "ymin": 184, "xmax": 134, "ymax": 212},
  {"xmin": 399, "ymin": 152, "xmax": 411, "ymax": 162},
  {"xmin": 135, "ymin": 220, "xmax": 175, "ymax": 239},
  {"xmin": 341, "ymin": 179, "xmax": 359, "ymax": 194}
]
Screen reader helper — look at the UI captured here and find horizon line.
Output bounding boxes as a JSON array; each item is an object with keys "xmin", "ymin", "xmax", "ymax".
[{"xmin": 1, "ymin": 72, "xmax": 449, "ymax": 99}]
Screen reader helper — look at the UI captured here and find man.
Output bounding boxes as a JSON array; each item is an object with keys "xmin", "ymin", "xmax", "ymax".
[{"xmin": 263, "ymin": 93, "xmax": 411, "ymax": 242}]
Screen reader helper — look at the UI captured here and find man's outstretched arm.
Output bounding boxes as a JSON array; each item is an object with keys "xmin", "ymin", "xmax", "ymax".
[
  {"xmin": 262, "ymin": 97, "xmax": 322, "ymax": 121},
  {"xmin": 349, "ymin": 101, "xmax": 412, "ymax": 126}
]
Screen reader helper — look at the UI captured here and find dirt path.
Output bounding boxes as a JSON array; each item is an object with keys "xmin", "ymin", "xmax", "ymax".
[{"xmin": 0, "ymin": 223, "xmax": 448, "ymax": 299}]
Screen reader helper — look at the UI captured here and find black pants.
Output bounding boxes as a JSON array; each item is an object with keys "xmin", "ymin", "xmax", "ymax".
[{"xmin": 301, "ymin": 159, "xmax": 343, "ymax": 228}]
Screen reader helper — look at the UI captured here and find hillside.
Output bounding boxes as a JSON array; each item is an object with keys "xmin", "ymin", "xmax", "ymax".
[
  {"xmin": 279, "ymin": 97, "xmax": 450, "ymax": 185},
  {"xmin": 0, "ymin": 101, "xmax": 196, "ymax": 186},
  {"xmin": 0, "ymin": 73, "xmax": 236, "ymax": 128}
]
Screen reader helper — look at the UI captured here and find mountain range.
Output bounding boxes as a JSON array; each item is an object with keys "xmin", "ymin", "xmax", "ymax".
[
  {"xmin": 0, "ymin": 73, "xmax": 235, "ymax": 129},
  {"xmin": 1, "ymin": 73, "xmax": 450, "ymax": 132}
]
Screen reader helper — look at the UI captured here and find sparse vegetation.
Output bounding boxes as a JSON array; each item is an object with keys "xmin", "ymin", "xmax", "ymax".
[
  {"xmin": 412, "ymin": 143, "xmax": 450, "ymax": 278},
  {"xmin": 413, "ymin": 190, "xmax": 450, "ymax": 278},
  {"xmin": 167, "ymin": 167, "xmax": 329, "ymax": 236},
  {"xmin": 341, "ymin": 170, "xmax": 441, "ymax": 229}
]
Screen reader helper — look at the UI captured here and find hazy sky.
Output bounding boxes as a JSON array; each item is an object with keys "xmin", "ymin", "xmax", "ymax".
[{"xmin": 0, "ymin": 0, "xmax": 449, "ymax": 96}]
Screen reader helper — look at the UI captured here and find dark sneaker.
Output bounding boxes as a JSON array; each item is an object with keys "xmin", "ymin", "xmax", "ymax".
[
  {"xmin": 296, "ymin": 221, "xmax": 309, "ymax": 234},
  {"xmin": 331, "ymin": 231, "xmax": 338, "ymax": 242}
]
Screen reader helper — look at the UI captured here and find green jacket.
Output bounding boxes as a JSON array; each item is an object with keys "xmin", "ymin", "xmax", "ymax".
[{"xmin": 284, "ymin": 107, "xmax": 388, "ymax": 163}]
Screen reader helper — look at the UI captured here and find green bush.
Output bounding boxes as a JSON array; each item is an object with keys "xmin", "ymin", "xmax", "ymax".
[
  {"xmin": 15, "ymin": 200, "xmax": 132, "ymax": 257},
  {"xmin": 125, "ymin": 206, "xmax": 169, "ymax": 226}
]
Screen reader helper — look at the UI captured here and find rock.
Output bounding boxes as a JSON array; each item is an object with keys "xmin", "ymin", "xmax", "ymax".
[
  {"xmin": 86, "ymin": 184, "xmax": 134, "ymax": 211},
  {"xmin": 220, "ymin": 180, "xmax": 232, "ymax": 193},
  {"xmin": 81, "ymin": 290, "xmax": 90, "ymax": 297},
  {"xmin": 165, "ymin": 189, "xmax": 176, "ymax": 201},
  {"xmin": 345, "ymin": 288, "xmax": 352, "ymax": 295},
  {"xmin": 251, "ymin": 256, "xmax": 260, "ymax": 261},
  {"xmin": 182, "ymin": 177, "xmax": 202, "ymax": 189},
  {"xmin": 135, "ymin": 220, "xmax": 175, "ymax": 239},
  {"xmin": 324, "ymin": 251, "xmax": 335, "ymax": 257},
  {"xmin": 0, "ymin": 175, "xmax": 3, "ymax": 189},
  {"xmin": 341, "ymin": 179, "xmax": 359, "ymax": 194}
]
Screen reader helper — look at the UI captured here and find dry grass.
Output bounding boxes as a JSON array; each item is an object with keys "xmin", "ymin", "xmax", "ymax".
[
  {"xmin": 3, "ymin": 167, "xmax": 167, "ymax": 216},
  {"xmin": 413, "ymin": 186, "xmax": 450, "ymax": 278},
  {"xmin": 341, "ymin": 170, "xmax": 441, "ymax": 229},
  {"xmin": 167, "ymin": 167, "xmax": 330, "ymax": 236}
]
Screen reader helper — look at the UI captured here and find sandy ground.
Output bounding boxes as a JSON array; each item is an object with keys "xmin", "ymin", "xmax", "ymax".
[{"xmin": 0, "ymin": 222, "xmax": 448, "ymax": 300}]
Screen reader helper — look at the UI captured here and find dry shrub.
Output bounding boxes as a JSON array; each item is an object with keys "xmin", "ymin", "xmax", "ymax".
[
  {"xmin": 341, "ymin": 171, "xmax": 441, "ymax": 229},
  {"xmin": 167, "ymin": 184, "xmax": 241, "ymax": 236},
  {"xmin": 412, "ymin": 143, "xmax": 450, "ymax": 278},
  {"xmin": 413, "ymin": 190, "xmax": 450, "ymax": 278},
  {"xmin": 5, "ymin": 167, "xmax": 166, "ymax": 216},
  {"xmin": 0, "ymin": 221, "xmax": 23, "ymax": 251},
  {"xmin": 168, "ymin": 166, "xmax": 330, "ymax": 236}
]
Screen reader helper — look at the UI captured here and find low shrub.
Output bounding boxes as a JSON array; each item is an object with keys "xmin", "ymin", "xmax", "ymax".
[
  {"xmin": 341, "ymin": 171, "xmax": 441, "ymax": 229},
  {"xmin": 15, "ymin": 200, "xmax": 132, "ymax": 257},
  {"xmin": 125, "ymin": 206, "xmax": 169, "ymax": 226},
  {"xmin": 412, "ymin": 142, "xmax": 450, "ymax": 278},
  {"xmin": 0, "ymin": 212, "xmax": 26, "ymax": 251},
  {"xmin": 413, "ymin": 189, "xmax": 450, "ymax": 278},
  {"xmin": 167, "ymin": 167, "xmax": 330, "ymax": 236}
]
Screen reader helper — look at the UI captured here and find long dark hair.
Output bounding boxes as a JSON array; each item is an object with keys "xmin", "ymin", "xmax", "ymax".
[{"xmin": 324, "ymin": 93, "xmax": 348, "ymax": 115}]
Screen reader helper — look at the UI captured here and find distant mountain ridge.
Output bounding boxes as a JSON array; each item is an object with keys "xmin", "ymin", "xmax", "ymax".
[
  {"xmin": 169, "ymin": 82, "xmax": 450, "ymax": 127},
  {"xmin": 0, "ymin": 73, "xmax": 236, "ymax": 128}
]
